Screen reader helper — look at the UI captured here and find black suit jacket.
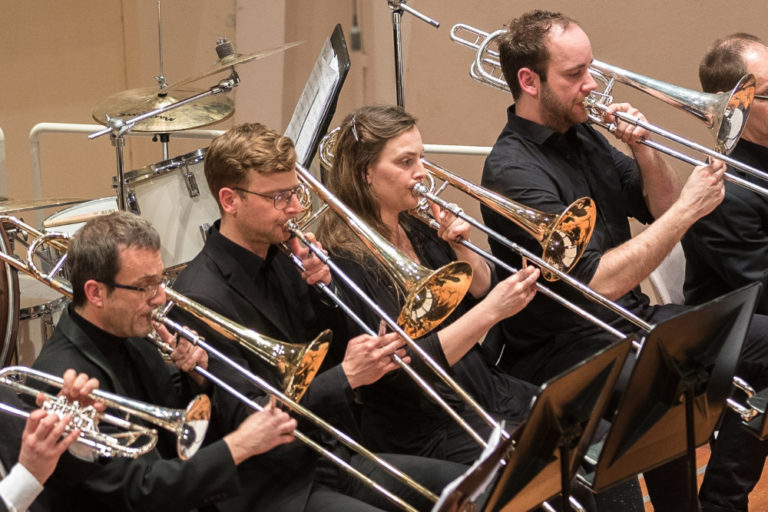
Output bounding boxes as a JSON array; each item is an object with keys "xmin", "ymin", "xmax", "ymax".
[
  {"xmin": 170, "ymin": 224, "xmax": 359, "ymax": 512},
  {"xmin": 31, "ymin": 307, "xmax": 240, "ymax": 512}
]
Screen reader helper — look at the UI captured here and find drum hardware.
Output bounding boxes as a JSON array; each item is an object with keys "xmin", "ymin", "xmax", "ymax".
[
  {"xmin": 182, "ymin": 164, "xmax": 201, "ymax": 198},
  {"xmin": 119, "ymin": 149, "xmax": 218, "ymax": 267},
  {"xmin": 385, "ymin": 0, "xmax": 439, "ymax": 108},
  {"xmin": 167, "ymin": 39, "xmax": 304, "ymax": 89}
]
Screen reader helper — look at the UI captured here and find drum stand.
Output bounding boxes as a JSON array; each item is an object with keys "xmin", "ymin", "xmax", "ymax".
[
  {"xmin": 88, "ymin": 74, "xmax": 238, "ymax": 211},
  {"xmin": 385, "ymin": 0, "xmax": 439, "ymax": 108}
]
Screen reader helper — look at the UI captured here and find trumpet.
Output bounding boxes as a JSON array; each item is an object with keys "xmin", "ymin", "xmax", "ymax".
[
  {"xmin": 450, "ymin": 23, "xmax": 768, "ymax": 199},
  {"xmin": 0, "ymin": 366, "xmax": 210, "ymax": 460}
]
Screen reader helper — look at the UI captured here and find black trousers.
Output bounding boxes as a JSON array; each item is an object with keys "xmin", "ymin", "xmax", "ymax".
[
  {"xmin": 501, "ymin": 305, "xmax": 768, "ymax": 512},
  {"xmin": 309, "ymin": 452, "xmax": 467, "ymax": 511}
]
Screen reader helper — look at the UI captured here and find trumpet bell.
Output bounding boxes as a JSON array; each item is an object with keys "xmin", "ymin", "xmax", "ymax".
[{"xmin": 178, "ymin": 394, "xmax": 211, "ymax": 460}]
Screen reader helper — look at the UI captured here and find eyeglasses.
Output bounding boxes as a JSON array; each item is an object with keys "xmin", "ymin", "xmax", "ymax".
[
  {"xmin": 232, "ymin": 183, "xmax": 309, "ymax": 210},
  {"xmin": 755, "ymin": 94, "xmax": 768, "ymax": 102},
  {"xmin": 102, "ymin": 278, "xmax": 167, "ymax": 300}
]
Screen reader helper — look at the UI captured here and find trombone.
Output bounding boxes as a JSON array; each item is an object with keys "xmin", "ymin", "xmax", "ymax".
[
  {"xmin": 0, "ymin": 215, "xmax": 328, "ymax": 403},
  {"xmin": 316, "ymin": 130, "xmax": 645, "ymax": 348},
  {"xmin": 450, "ymin": 23, "xmax": 768, "ymax": 199},
  {"xmin": 292, "ymin": 163, "xmax": 502, "ymax": 444},
  {"xmin": 0, "ymin": 365, "xmax": 210, "ymax": 460},
  {"xmin": 0, "ymin": 216, "xmax": 443, "ymax": 511},
  {"xmin": 318, "ymin": 127, "xmax": 596, "ymax": 282},
  {"xmin": 150, "ymin": 306, "xmax": 436, "ymax": 512}
]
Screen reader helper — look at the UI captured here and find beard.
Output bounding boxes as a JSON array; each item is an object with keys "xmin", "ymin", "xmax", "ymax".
[{"xmin": 540, "ymin": 82, "xmax": 587, "ymax": 132}]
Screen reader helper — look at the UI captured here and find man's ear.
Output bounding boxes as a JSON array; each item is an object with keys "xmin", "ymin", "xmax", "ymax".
[
  {"xmin": 518, "ymin": 67, "xmax": 540, "ymax": 97},
  {"xmin": 83, "ymin": 279, "xmax": 105, "ymax": 308},
  {"xmin": 219, "ymin": 187, "xmax": 238, "ymax": 216}
]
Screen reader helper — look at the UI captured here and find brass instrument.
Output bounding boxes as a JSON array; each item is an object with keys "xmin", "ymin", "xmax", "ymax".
[
  {"xmin": 292, "ymin": 164, "xmax": 502, "ymax": 443},
  {"xmin": 319, "ymin": 127, "xmax": 595, "ymax": 282},
  {"xmin": 296, "ymin": 163, "xmax": 473, "ymax": 339},
  {"xmin": 161, "ymin": 287, "xmax": 329, "ymax": 402},
  {"xmin": 0, "ymin": 215, "xmax": 327, "ymax": 403},
  {"xmin": 450, "ymin": 23, "xmax": 768, "ymax": 199},
  {"xmin": 152, "ymin": 303, "xmax": 437, "ymax": 512},
  {"xmin": 0, "ymin": 365, "xmax": 209, "ymax": 460}
]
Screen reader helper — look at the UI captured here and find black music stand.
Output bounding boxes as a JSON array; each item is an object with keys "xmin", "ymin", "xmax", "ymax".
[
  {"xmin": 578, "ymin": 282, "xmax": 761, "ymax": 512},
  {"xmin": 482, "ymin": 336, "xmax": 634, "ymax": 512},
  {"xmin": 432, "ymin": 423, "xmax": 518, "ymax": 512}
]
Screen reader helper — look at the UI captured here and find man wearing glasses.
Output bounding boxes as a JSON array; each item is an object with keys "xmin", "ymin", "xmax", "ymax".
[
  {"xmin": 681, "ymin": 33, "xmax": 768, "ymax": 512},
  {"xmin": 31, "ymin": 211, "xmax": 300, "ymax": 511},
  {"xmin": 683, "ymin": 34, "xmax": 768, "ymax": 316},
  {"xmin": 170, "ymin": 122, "xmax": 466, "ymax": 511}
]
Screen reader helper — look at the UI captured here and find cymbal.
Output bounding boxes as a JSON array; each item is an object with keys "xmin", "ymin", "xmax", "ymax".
[
  {"xmin": 91, "ymin": 87, "xmax": 235, "ymax": 132},
  {"xmin": 0, "ymin": 197, "xmax": 88, "ymax": 215},
  {"xmin": 169, "ymin": 40, "xmax": 304, "ymax": 88}
]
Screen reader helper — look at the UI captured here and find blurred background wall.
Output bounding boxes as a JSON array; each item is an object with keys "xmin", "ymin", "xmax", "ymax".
[{"xmin": 1, "ymin": 0, "xmax": 765, "ymax": 227}]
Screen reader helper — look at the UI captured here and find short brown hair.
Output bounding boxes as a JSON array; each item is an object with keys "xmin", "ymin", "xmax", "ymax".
[
  {"xmin": 204, "ymin": 123, "xmax": 297, "ymax": 211},
  {"xmin": 497, "ymin": 10, "xmax": 576, "ymax": 99},
  {"xmin": 67, "ymin": 211, "xmax": 160, "ymax": 307},
  {"xmin": 699, "ymin": 33, "xmax": 765, "ymax": 93}
]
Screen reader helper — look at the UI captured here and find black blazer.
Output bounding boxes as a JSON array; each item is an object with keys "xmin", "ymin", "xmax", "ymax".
[
  {"xmin": 171, "ymin": 226, "xmax": 360, "ymax": 512},
  {"xmin": 32, "ymin": 307, "xmax": 240, "ymax": 512}
]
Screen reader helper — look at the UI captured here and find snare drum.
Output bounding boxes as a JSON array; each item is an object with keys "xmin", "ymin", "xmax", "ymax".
[
  {"xmin": 16, "ymin": 274, "xmax": 67, "ymax": 365},
  {"xmin": 43, "ymin": 196, "xmax": 118, "ymax": 235},
  {"xmin": 122, "ymin": 149, "xmax": 219, "ymax": 267}
]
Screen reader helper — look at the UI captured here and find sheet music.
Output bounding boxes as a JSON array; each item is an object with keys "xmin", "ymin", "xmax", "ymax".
[{"xmin": 284, "ymin": 36, "xmax": 341, "ymax": 166}]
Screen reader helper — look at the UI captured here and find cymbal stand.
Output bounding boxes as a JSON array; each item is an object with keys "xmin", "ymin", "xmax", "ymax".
[
  {"xmin": 88, "ymin": 73, "xmax": 239, "ymax": 210},
  {"xmin": 386, "ymin": 0, "xmax": 439, "ymax": 108},
  {"xmin": 153, "ymin": 0, "xmax": 171, "ymax": 161}
]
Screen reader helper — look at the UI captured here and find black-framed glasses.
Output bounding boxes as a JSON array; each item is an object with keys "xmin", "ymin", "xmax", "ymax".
[
  {"xmin": 102, "ymin": 278, "xmax": 167, "ymax": 300},
  {"xmin": 232, "ymin": 183, "xmax": 309, "ymax": 210},
  {"xmin": 754, "ymin": 94, "xmax": 768, "ymax": 102}
]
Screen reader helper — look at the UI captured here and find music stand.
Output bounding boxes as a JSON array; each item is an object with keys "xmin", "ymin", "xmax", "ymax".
[
  {"xmin": 482, "ymin": 336, "xmax": 634, "ymax": 512},
  {"xmin": 578, "ymin": 282, "xmax": 761, "ymax": 512}
]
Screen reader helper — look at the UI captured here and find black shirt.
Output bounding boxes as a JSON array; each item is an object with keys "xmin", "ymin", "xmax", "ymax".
[
  {"xmin": 481, "ymin": 105, "xmax": 654, "ymax": 352},
  {"xmin": 682, "ymin": 139, "xmax": 768, "ymax": 313}
]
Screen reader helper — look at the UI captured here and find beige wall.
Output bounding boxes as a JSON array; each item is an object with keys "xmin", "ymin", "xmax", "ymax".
[{"xmin": 1, "ymin": 1, "xmax": 766, "ymax": 223}]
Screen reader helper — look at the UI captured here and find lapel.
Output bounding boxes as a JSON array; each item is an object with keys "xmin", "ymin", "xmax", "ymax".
[
  {"xmin": 57, "ymin": 308, "xmax": 128, "ymax": 396},
  {"xmin": 202, "ymin": 234, "xmax": 295, "ymax": 341}
]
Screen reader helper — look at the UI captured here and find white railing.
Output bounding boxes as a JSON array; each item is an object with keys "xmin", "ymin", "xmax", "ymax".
[
  {"xmin": 424, "ymin": 144, "xmax": 491, "ymax": 156},
  {"xmin": 29, "ymin": 123, "xmax": 225, "ymax": 199}
]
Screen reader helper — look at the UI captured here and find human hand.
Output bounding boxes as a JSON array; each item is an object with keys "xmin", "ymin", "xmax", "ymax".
[
  {"xmin": 482, "ymin": 266, "xmax": 539, "ymax": 322},
  {"xmin": 224, "ymin": 397, "xmax": 298, "ymax": 464},
  {"xmin": 341, "ymin": 328, "xmax": 410, "ymax": 389},
  {"xmin": 605, "ymin": 102, "xmax": 649, "ymax": 146},
  {"xmin": 159, "ymin": 323, "xmax": 208, "ymax": 387},
  {"xmin": 18, "ymin": 409, "xmax": 79, "ymax": 484},
  {"xmin": 54, "ymin": 369, "xmax": 103, "ymax": 412},
  {"xmin": 430, "ymin": 203, "xmax": 470, "ymax": 245},
  {"xmin": 286, "ymin": 233, "xmax": 332, "ymax": 286},
  {"xmin": 676, "ymin": 158, "xmax": 726, "ymax": 222}
]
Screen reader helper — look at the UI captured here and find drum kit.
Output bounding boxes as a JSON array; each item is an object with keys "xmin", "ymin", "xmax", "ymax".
[{"xmin": 0, "ymin": 18, "xmax": 301, "ymax": 367}]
